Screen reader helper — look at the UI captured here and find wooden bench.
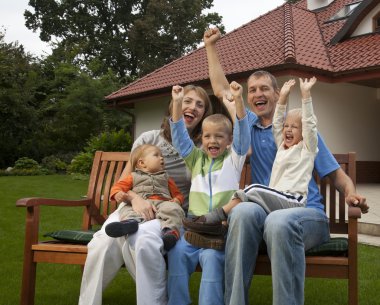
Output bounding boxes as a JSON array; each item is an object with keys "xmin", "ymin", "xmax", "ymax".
[{"xmin": 17, "ymin": 151, "xmax": 362, "ymax": 305}]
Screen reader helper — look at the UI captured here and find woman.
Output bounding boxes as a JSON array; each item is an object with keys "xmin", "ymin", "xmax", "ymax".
[{"xmin": 78, "ymin": 85, "xmax": 213, "ymax": 305}]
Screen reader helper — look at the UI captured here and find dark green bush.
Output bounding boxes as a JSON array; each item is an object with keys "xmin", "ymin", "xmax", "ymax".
[
  {"xmin": 85, "ymin": 129, "xmax": 132, "ymax": 154},
  {"xmin": 68, "ymin": 129, "xmax": 132, "ymax": 174},
  {"xmin": 41, "ymin": 155, "xmax": 67, "ymax": 173},
  {"xmin": 0, "ymin": 157, "xmax": 51, "ymax": 176},
  {"xmin": 67, "ymin": 152, "xmax": 94, "ymax": 175},
  {"xmin": 13, "ymin": 157, "xmax": 39, "ymax": 170}
]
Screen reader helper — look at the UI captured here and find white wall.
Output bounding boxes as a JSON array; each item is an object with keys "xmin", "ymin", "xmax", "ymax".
[
  {"xmin": 352, "ymin": 3, "xmax": 380, "ymax": 36},
  {"xmin": 134, "ymin": 95, "xmax": 169, "ymax": 138},
  {"xmin": 307, "ymin": 0, "xmax": 334, "ymax": 11}
]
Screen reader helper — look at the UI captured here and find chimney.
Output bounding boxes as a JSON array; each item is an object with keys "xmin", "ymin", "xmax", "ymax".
[{"xmin": 307, "ymin": 0, "xmax": 334, "ymax": 11}]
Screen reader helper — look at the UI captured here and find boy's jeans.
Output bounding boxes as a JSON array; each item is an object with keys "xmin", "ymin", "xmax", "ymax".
[
  {"xmin": 167, "ymin": 235, "xmax": 225, "ymax": 305},
  {"xmin": 225, "ymin": 202, "xmax": 330, "ymax": 305}
]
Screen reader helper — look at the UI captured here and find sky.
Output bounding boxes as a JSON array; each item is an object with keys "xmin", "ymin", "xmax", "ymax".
[{"xmin": 0, "ymin": 0, "xmax": 285, "ymax": 57}]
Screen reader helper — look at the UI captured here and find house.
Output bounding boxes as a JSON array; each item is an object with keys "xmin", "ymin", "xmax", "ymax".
[{"xmin": 105, "ymin": 0, "xmax": 380, "ymax": 182}]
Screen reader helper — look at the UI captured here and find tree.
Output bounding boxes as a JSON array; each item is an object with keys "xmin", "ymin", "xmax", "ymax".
[
  {"xmin": 0, "ymin": 31, "xmax": 43, "ymax": 168},
  {"xmin": 0, "ymin": 30, "xmax": 130, "ymax": 168},
  {"xmin": 25, "ymin": 0, "xmax": 224, "ymax": 79},
  {"xmin": 32, "ymin": 60, "xmax": 129, "ymax": 157}
]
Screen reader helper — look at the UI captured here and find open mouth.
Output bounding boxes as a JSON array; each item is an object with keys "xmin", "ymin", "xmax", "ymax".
[
  {"xmin": 255, "ymin": 100, "xmax": 267, "ymax": 110},
  {"xmin": 208, "ymin": 146, "xmax": 220, "ymax": 156},
  {"xmin": 183, "ymin": 113, "xmax": 195, "ymax": 124},
  {"xmin": 284, "ymin": 134, "xmax": 294, "ymax": 145}
]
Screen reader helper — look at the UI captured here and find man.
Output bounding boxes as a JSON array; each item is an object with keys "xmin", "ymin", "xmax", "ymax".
[{"xmin": 204, "ymin": 27, "xmax": 369, "ymax": 305}]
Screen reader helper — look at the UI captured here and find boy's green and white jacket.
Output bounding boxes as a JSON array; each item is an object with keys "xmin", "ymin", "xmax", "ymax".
[{"xmin": 170, "ymin": 116, "xmax": 250, "ymax": 216}]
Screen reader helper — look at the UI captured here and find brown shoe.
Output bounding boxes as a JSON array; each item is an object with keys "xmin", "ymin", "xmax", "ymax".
[
  {"xmin": 184, "ymin": 231, "xmax": 225, "ymax": 250},
  {"xmin": 182, "ymin": 217, "xmax": 228, "ymax": 236}
]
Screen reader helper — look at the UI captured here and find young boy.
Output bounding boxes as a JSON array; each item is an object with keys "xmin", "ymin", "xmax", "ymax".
[
  {"xmin": 166, "ymin": 82, "xmax": 250, "ymax": 305},
  {"xmin": 184, "ymin": 77, "xmax": 319, "ymax": 231},
  {"xmin": 105, "ymin": 144, "xmax": 185, "ymax": 251}
]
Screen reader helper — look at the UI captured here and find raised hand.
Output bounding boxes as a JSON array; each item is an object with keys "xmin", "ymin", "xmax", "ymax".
[
  {"xmin": 204, "ymin": 27, "xmax": 221, "ymax": 46},
  {"xmin": 171, "ymin": 85, "xmax": 184, "ymax": 122},
  {"xmin": 172, "ymin": 85, "xmax": 184, "ymax": 103},
  {"xmin": 278, "ymin": 79, "xmax": 296, "ymax": 105},
  {"xmin": 230, "ymin": 81, "xmax": 243, "ymax": 98},
  {"xmin": 299, "ymin": 76, "xmax": 317, "ymax": 100},
  {"xmin": 229, "ymin": 81, "xmax": 246, "ymax": 119}
]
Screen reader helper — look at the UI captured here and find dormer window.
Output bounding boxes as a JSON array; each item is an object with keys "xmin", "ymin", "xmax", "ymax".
[
  {"xmin": 328, "ymin": 1, "xmax": 362, "ymax": 22},
  {"xmin": 374, "ymin": 12, "xmax": 380, "ymax": 32}
]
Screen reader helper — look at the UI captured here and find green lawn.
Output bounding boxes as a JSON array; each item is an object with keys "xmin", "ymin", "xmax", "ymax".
[{"xmin": 1, "ymin": 175, "xmax": 379, "ymax": 305}]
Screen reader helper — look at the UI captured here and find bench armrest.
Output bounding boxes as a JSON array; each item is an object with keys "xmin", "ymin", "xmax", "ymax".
[
  {"xmin": 16, "ymin": 197, "xmax": 92, "ymax": 208},
  {"xmin": 348, "ymin": 206, "xmax": 362, "ymax": 219}
]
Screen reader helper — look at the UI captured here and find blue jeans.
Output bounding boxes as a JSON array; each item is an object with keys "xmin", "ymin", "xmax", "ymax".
[
  {"xmin": 167, "ymin": 235, "xmax": 225, "ymax": 305},
  {"xmin": 225, "ymin": 202, "xmax": 330, "ymax": 305}
]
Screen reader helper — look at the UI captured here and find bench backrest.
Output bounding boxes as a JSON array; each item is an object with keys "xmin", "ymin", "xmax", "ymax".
[
  {"xmin": 84, "ymin": 151, "xmax": 356, "ymax": 235},
  {"xmin": 82, "ymin": 151, "xmax": 130, "ymax": 230},
  {"xmin": 319, "ymin": 153, "xmax": 356, "ymax": 234}
]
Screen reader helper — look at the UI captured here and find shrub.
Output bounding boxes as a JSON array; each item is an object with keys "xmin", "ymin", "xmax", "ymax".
[
  {"xmin": 85, "ymin": 129, "xmax": 132, "ymax": 154},
  {"xmin": 67, "ymin": 152, "xmax": 94, "ymax": 175},
  {"xmin": 13, "ymin": 157, "xmax": 39, "ymax": 170},
  {"xmin": 69, "ymin": 130, "xmax": 132, "ymax": 174},
  {"xmin": 41, "ymin": 155, "xmax": 67, "ymax": 173},
  {"xmin": 0, "ymin": 157, "xmax": 50, "ymax": 176}
]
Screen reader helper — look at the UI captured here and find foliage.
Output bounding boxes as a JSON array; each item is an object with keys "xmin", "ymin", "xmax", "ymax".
[
  {"xmin": 13, "ymin": 157, "xmax": 39, "ymax": 170},
  {"xmin": 41, "ymin": 155, "xmax": 67, "ymax": 173},
  {"xmin": 24, "ymin": 0, "xmax": 225, "ymax": 79},
  {"xmin": 0, "ymin": 31, "xmax": 43, "ymax": 168},
  {"xmin": 0, "ymin": 168, "xmax": 49, "ymax": 176},
  {"xmin": 2, "ymin": 1, "xmax": 224, "ymax": 169},
  {"xmin": 0, "ymin": 157, "xmax": 49, "ymax": 176},
  {"xmin": 84, "ymin": 129, "xmax": 132, "ymax": 153},
  {"xmin": 0, "ymin": 31, "xmax": 131, "ymax": 168},
  {"xmin": 68, "ymin": 152, "xmax": 94, "ymax": 175},
  {"xmin": 68, "ymin": 129, "xmax": 132, "ymax": 174}
]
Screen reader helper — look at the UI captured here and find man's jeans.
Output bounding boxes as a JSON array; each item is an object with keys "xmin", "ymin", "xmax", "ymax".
[{"xmin": 225, "ymin": 202, "xmax": 330, "ymax": 305}]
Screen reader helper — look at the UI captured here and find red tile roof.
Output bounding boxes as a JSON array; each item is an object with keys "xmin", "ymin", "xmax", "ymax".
[{"xmin": 107, "ymin": 0, "xmax": 380, "ymax": 104}]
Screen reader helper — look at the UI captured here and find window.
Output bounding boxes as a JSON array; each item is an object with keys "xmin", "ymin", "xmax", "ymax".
[
  {"xmin": 374, "ymin": 12, "xmax": 380, "ymax": 32},
  {"xmin": 328, "ymin": 1, "xmax": 361, "ymax": 22}
]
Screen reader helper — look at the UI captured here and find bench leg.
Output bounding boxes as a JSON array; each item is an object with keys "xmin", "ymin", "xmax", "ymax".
[
  {"xmin": 348, "ymin": 218, "xmax": 358, "ymax": 305},
  {"xmin": 20, "ymin": 251, "xmax": 36, "ymax": 305},
  {"xmin": 348, "ymin": 267, "xmax": 358, "ymax": 305}
]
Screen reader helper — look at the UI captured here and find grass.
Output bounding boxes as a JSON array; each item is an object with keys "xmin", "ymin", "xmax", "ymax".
[{"xmin": 1, "ymin": 175, "xmax": 379, "ymax": 305}]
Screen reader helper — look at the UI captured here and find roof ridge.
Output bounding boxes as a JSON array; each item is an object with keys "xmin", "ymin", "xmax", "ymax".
[{"xmin": 284, "ymin": 3, "xmax": 297, "ymax": 64}]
